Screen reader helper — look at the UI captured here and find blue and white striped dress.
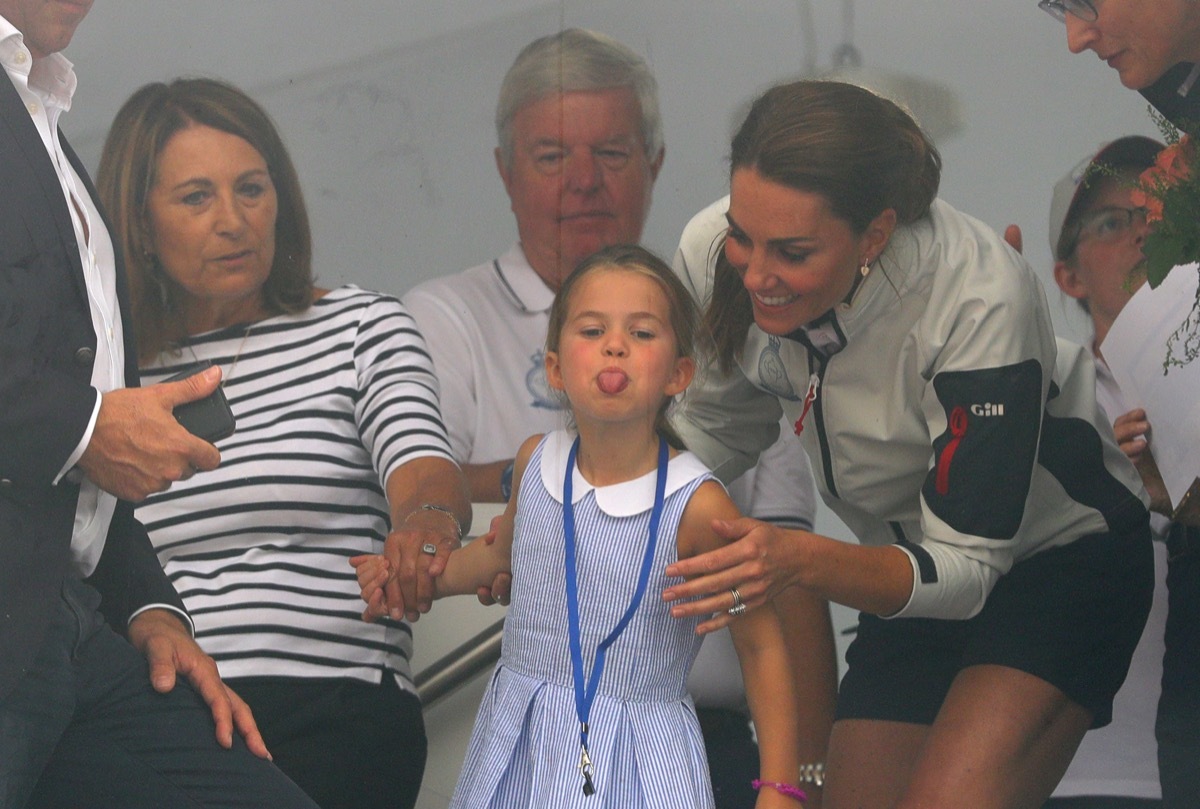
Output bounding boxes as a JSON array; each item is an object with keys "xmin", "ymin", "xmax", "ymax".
[{"xmin": 451, "ymin": 430, "xmax": 716, "ymax": 808}]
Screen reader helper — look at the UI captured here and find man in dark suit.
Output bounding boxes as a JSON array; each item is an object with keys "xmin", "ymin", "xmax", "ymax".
[{"xmin": 0, "ymin": 2, "xmax": 317, "ymax": 806}]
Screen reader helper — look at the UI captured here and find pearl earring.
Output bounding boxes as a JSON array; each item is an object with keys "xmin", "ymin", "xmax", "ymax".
[{"xmin": 860, "ymin": 258, "xmax": 871, "ymax": 277}]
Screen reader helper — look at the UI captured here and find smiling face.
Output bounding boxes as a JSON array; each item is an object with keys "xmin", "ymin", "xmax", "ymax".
[
  {"xmin": 496, "ymin": 88, "xmax": 663, "ymax": 291},
  {"xmin": 724, "ymin": 167, "xmax": 894, "ymax": 336},
  {"xmin": 0, "ymin": 0, "xmax": 93, "ymax": 59},
  {"xmin": 545, "ymin": 267, "xmax": 693, "ymax": 429},
  {"xmin": 1064, "ymin": 0, "xmax": 1200, "ymax": 89},
  {"xmin": 146, "ymin": 124, "xmax": 278, "ymax": 333}
]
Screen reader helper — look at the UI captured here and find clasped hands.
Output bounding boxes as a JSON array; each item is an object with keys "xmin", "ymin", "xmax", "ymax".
[{"xmin": 350, "ymin": 515, "xmax": 511, "ymax": 623}]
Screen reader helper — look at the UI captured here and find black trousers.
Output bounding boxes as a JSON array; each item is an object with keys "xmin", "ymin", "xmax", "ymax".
[
  {"xmin": 1158, "ymin": 528, "xmax": 1200, "ymax": 809},
  {"xmin": 697, "ymin": 707, "xmax": 758, "ymax": 809},
  {"xmin": 0, "ymin": 578, "xmax": 316, "ymax": 809},
  {"xmin": 230, "ymin": 675, "xmax": 427, "ymax": 809}
]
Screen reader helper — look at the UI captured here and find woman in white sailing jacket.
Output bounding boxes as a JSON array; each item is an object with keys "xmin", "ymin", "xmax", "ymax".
[{"xmin": 662, "ymin": 79, "xmax": 1153, "ymax": 809}]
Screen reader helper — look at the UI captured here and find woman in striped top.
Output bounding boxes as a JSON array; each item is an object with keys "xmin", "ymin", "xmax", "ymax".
[
  {"xmin": 356, "ymin": 245, "xmax": 806, "ymax": 808},
  {"xmin": 97, "ymin": 78, "xmax": 470, "ymax": 809}
]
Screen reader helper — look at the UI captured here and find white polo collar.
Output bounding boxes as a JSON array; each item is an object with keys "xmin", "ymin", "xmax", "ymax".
[{"xmin": 495, "ymin": 244, "xmax": 556, "ymax": 314}]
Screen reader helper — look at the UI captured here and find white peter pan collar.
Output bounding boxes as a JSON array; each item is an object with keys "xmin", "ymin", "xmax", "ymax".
[{"xmin": 538, "ymin": 430, "xmax": 713, "ymax": 517}]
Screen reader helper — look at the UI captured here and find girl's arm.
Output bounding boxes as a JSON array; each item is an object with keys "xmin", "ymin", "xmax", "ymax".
[
  {"xmin": 354, "ymin": 434, "xmax": 540, "ymax": 618},
  {"xmin": 678, "ymin": 482, "xmax": 807, "ymax": 809},
  {"xmin": 436, "ymin": 433, "xmax": 539, "ymax": 596},
  {"xmin": 771, "ymin": 583, "xmax": 837, "ymax": 809}
]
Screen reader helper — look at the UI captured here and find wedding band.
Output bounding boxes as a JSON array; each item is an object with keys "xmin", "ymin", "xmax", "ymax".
[
  {"xmin": 420, "ymin": 542, "xmax": 438, "ymax": 556},
  {"xmin": 728, "ymin": 603, "xmax": 747, "ymax": 617},
  {"xmin": 729, "ymin": 587, "xmax": 743, "ymax": 610}
]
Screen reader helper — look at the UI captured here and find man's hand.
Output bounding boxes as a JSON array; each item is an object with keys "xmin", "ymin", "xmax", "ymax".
[
  {"xmin": 77, "ymin": 367, "xmax": 223, "ymax": 502},
  {"xmin": 127, "ymin": 609, "xmax": 271, "ymax": 759}
]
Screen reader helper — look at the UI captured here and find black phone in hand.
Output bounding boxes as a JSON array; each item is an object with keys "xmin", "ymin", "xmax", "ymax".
[{"xmin": 163, "ymin": 361, "xmax": 236, "ymax": 443}]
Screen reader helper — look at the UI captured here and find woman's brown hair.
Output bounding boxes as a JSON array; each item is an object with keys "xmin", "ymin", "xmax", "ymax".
[
  {"xmin": 96, "ymin": 77, "xmax": 313, "ymax": 361},
  {"xmin": 708, "ymin": 80, "xmax": 942, "ymax": 370}
]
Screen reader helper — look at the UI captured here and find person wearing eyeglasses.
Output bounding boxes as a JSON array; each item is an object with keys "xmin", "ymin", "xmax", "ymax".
[
  {"xmin": 1042, "ymin": 136, "xmax": 1199, "ymax": 809},
  {"xmin": 1037, "ymin": 0, "xmax": 1200, "ymax": 128}
]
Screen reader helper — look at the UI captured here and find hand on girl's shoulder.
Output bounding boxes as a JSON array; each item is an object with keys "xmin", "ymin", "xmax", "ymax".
[{"xmin": 677, "ymin": 479, "xmax": 743, "ymax": 559}]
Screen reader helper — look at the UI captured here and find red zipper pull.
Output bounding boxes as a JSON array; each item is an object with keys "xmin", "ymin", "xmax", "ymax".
[
  {"xmin": 793, "ymin": 373, "xmax": 820, "ymax": 436},
  {"xmin": 935, "ymin": 406, "xmax": 968, "ymax": 495}
]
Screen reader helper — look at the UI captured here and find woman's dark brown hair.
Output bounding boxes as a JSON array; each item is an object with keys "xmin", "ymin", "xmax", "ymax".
[
  {"xmin": 96, "ymin": 77, "xmax": 313, "ymax": 360},
  {"xmin": 708, "ymin": 80, "xmax": 942, "ymax": 370}
]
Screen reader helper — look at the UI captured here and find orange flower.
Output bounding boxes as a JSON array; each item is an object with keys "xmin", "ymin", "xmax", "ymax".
[
  {"xmin": 1136, "ymin": 136, "xmax": 1193, "ymax": 223},
  {"xmin": 1157, "ymin": 136, "xmax": 1192, "ymax": 182},
  {"xmin": 1130, "ymin": 180, "xmax": 1161, "ymax": 221}
]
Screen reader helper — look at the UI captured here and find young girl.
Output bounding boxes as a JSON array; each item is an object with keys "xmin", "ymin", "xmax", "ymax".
[{"xmin": 354, "ymin": 245, "xmax": 804, "ymax": 808}]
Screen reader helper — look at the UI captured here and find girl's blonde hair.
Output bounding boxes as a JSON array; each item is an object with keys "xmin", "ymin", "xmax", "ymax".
[{"xmin": 546, "ymin": 244, "xmax": 705, "ymax": 450}]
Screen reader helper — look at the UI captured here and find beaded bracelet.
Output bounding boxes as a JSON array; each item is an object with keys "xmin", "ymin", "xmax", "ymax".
[{"xmin": 752, "ymin": 779, "xmax": 807, "ymax": 804}]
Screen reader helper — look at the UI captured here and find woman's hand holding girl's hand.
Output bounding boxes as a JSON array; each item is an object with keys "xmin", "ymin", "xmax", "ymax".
[
  {"xmin": 662, "ymin": 518, "xmax": 801, "ymax": 634},
  {"xmin": 350, "ymin": 554, "xmax": 394, "ymax": 622}
]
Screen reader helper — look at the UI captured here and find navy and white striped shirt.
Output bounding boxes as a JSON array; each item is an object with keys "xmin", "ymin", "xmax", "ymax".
[{"xmin": 137, "ymin": 286, "xmax": 453, "ymax": 691}]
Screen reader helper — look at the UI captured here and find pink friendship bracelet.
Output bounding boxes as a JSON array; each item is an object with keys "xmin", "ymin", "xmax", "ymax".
[{"xmin": 752, "ymin": 778, "xmax": 808, "ymax": 803}]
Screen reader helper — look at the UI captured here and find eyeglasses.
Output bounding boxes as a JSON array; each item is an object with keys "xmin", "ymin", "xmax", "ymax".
[
  {"xmin": 1065, "ymin": 206, "xmax": 1147, "ymax": 254},
  {"xmin": 1038, "ymin": 0, "xmax": 1098, "ymax": 23}
]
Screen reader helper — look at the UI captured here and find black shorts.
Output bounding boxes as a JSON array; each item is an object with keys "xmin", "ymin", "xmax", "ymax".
[{"xmin": 836, "ymin": 524, "xmax": 1153, "ymax": 729}]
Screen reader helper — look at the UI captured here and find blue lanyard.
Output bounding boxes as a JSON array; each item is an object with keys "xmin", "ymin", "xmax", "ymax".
[{"xmin": 563, "ymin": 435, "xmax": 669, "ymax": 797}]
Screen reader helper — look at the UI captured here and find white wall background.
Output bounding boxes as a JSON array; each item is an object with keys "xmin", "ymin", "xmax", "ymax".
[
  {"xmin": 68, "ymin": 1, "xmax": 1161, "ymax": 346},
  {"xmin": 60, "ymin": 3, "xmax": 1162, "ymax": 806}
]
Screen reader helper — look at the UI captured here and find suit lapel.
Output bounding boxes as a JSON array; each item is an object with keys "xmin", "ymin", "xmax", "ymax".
[{"xmin": 0, "ymin": 71, "xmax": 89, "ymax": 303}]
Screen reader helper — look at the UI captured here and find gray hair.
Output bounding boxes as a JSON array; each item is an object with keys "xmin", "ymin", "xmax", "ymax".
[{"xmin": 495, "ymin": 28, "xmax": 663, "ymax": 168}]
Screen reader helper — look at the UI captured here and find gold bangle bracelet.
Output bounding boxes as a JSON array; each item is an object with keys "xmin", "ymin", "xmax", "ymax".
[{"xmin": 404, "ymin": 503, "xmax": 463, "ymax": 542}]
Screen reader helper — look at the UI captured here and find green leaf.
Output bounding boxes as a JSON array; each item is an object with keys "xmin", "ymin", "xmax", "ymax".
[{"xmin": 1142, "ymin": 235, "xmax": 1194, "ymax": 288}]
